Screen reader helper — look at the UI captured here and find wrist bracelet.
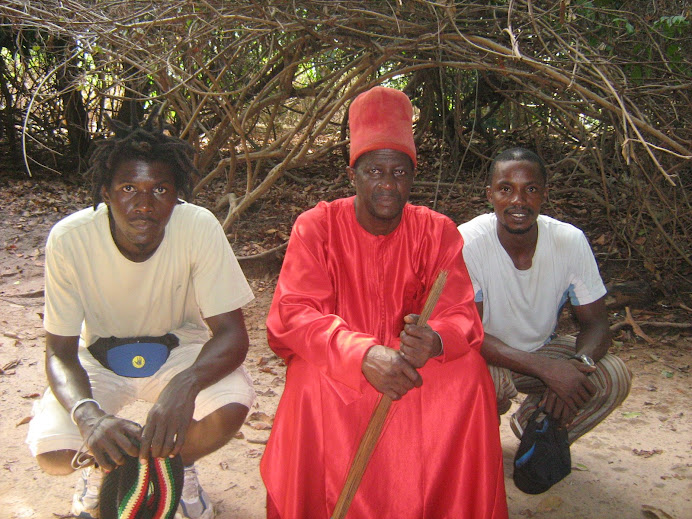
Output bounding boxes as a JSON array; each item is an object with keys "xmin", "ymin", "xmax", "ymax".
[{"xmin": 70, "ymin": 398, "xmax": 101, "ymax": 425}]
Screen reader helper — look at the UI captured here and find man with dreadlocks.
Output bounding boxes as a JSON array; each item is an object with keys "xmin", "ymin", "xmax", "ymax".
[{"xmin": 25, "ymin": 112, "xmax": 255, "ymax": 519}]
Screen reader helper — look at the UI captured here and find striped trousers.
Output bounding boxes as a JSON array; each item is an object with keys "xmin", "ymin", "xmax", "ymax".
[{"xmin": 489, "ymin": 335, "xmax": 632, "ymax": 444}]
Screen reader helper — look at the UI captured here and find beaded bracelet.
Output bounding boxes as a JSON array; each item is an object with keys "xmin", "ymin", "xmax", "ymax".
[{"xmin": 70, "ymin": 398, "xmax": 101, "ymax": 425}]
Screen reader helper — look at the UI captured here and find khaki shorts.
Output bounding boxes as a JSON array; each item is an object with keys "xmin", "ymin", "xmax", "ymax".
[{"xmin": 26, "ymin": 343, "xmax": 255, "ymax": 456}]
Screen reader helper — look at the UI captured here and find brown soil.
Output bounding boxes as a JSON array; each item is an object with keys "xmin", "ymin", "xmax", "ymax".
[{"xmin": 0, "ymin": 174, "xmax": 690, "ymax": 519}]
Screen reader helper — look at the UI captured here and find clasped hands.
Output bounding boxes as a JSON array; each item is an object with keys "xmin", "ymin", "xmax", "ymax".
[
  {"xmin": 540, "ymin": 357, "xmax": 598, "ymax": 427},
  {"xmin": 75, "ymin": 377, "xmax": 196, "ymax": 471},
  {"xmin": 361, "ymin": 313, "xmax": 441, "ymax": 401}
]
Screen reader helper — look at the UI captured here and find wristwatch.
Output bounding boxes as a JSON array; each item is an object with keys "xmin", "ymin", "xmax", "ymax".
[{"xmin": 572, "ymin": 353, "xmax": 595, "ymax": 367}]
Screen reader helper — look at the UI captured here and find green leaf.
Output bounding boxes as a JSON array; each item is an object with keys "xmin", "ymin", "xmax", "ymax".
[
  {"xmin": 666, "ymin": 44, "xmax": 680, "ymax": 60},
  {"xmin": 622, "ymin": 411, "xmax": 641, "ymax": 418},
  {"xmin": 612, "ymin": 17, "xmax": 634, "ymax": 34},
  {"xmin": 661, "ymin": 370, "xmax": 674, "ymax": 378}
]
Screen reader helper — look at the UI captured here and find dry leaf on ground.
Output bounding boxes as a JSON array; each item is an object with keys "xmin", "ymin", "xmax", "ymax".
[{"xmin": 641, "ymin": 504, "xmax": 676, "ymax": 519}]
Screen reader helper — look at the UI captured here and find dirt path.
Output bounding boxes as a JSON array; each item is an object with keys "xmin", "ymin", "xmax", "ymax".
[{"xmin": 0, "ymin": 179, "xmax": 690, "ymax": 519}]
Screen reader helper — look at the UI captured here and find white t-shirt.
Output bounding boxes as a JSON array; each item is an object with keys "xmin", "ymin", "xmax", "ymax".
[
  {"xmin": 44, "ymin": 202, "xmax": 254, "ymax": 348},
  {"xmin": 458, "ymin": 214, "xmax": 606, "ymax": 352}
]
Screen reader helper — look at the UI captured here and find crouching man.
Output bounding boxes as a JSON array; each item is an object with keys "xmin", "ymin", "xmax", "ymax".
[
  {"xmin": 26, "ymin": 114, "xmax": 255, "ymax": 519},
  {"xmin": 458, "ymin": 148, "xmax": 631, "ymax": 450}
]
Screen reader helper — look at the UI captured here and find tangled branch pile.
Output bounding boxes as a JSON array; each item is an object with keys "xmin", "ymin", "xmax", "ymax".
[{"xmin": 1, "ymin": 0, "xmax": 690, "ymax": 296}]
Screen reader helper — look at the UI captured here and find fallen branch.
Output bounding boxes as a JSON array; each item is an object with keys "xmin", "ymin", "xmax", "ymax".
[
  {"xmin": 0, "ymin": 296, "xmax": 43, "ymax": 307},
  {"xmin": 625, "ymin": 307, "xmax": 654, "ymax": 344},
  {"xmin": 11, "ymin": 289, "xmax": 45, "ymax": 298},
  {"xmin": 0, "ymin": 359, "xmax": 21, "ymax": 374},
  {"xmin": 607, "ymin": 307, "xmax": 691, "ymax": 342},
  {"xmin": 236, "ymin": 242, "xmax": 288, "ymax": 263},
  {"xmin": 610, "ymin": 320, "xmax": 692, "ymax": 332}
]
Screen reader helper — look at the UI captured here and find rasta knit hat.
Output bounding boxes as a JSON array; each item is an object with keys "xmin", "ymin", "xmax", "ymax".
[
  {"xmin": 348, "ymin": 86, "xmax": 416, "ymax": 168},
  {"xmin": 99, "ymin": 454, "xmax": 184, "ymax": 519}
]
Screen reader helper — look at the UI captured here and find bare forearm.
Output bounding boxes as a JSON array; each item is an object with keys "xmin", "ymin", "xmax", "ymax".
[
  {"xmin": 573, "ymin": 297, "xmax": 611, "ymax": 362},
  {"xmin": 139, "ymin": 310, "xmax": 249, "ymax": 461},
  {"xmin": 575, "ymin": 322, "xmax": 610, "ymax": 362},
  {"xmin": 47, "ymin": 355, "xmax": 92, "ymax": 408},
  {"xmin": 45, "ymin": 333, "xmax": 106, "ymax": 429},
  {"xmin": 481, "ymin": 333, "xmax": 552, "ymax": 380},
  {"xmin": 171, "ymin": 309, "xmax": 249, "ymax": 395},
  {"xmin": 475, "ymin": 300, "xmax": 551, "ymax": 379},
  {"xmin": 46, "ymin": 335, "xmax": 99, "ymax": 415},
  {"xmin": 173, "ymin": 332, "xmax": 248, "ymax": 394}
]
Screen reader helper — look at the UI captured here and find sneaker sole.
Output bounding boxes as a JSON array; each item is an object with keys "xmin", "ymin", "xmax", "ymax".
[{"xmin": 510, "ymin": 414, "xmax": 524, "ymax": 439}]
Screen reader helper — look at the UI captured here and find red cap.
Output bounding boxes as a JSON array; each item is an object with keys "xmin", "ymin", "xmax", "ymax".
[{"xmin": 348, "ymin": 86, "xmax": 416, "ymax": 168}]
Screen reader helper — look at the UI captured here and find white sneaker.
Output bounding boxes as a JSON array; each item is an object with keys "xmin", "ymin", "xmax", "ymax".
[
  {"xmin": 71, "ymin": 466, "xmax": 103, "ymax": 519},
  {"xmin": 510, "ymin": 413, "xmax": 524, "ymax": 439},
  {"xmin": 175, "ymin": 465, "xmax": 215, "ymax": 519}
]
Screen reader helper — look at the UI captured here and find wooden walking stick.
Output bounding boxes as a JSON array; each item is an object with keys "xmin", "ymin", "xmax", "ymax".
[{"xmin": 331, "ymin": 270, "xmax": 449, "ymax": 519}]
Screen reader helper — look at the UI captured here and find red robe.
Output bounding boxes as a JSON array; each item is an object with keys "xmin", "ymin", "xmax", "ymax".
[{"xmin": 261, "ymin": 197, "xmax": 507, "ymax": 519}]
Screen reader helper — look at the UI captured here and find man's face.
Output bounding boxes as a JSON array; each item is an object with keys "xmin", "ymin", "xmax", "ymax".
[
  {"xmin": 347, "ymin": 149, "xmax": 415, "ymax": 235},
  {"xmin": 486, "ymin": 159, "xmax": 547, "ymax": 236},
  {"xmin": 101, "ymin": 159, "xmax": 179, "ymax": 262}
]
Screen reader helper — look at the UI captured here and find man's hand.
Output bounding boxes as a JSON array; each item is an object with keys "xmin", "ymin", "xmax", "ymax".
[
  {"xmin": 45, "ymin": 333, "xmax": 142, "ymax": 471},
  {"xmin": 362, "ymin": 345, "xmax": 422, "ymax": 400},
  {"xmin": 77, "ymin": 413, "xmax": 142, "ymax": 472},
  {"xmin": 138, "ymin": 375, "xmax": 197, "ymax": 461},
  {"xmin": 398, "ymin": 314, "xmax": 442, "ymax": 368},
  {"xmin": 540, "ymin": 358, "xmax": 597, "ymax": 426},
  {"xmin": 135, "ymin": 309, "xmax": 248, "ymax": 461}
]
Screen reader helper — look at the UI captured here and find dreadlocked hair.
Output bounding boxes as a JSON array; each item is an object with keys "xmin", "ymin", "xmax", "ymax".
[{"xmin": 86, "ymin": 106, "xmax": 196, "ymax": 209}]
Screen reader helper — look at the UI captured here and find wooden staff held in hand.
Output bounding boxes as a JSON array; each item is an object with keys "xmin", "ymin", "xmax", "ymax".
[{"xmin": 332, "ymin": 270, "xmax": 449, "ymax": 519}]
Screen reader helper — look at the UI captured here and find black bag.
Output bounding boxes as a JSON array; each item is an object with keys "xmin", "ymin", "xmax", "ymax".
[
  {"xmin": 88, "ymin": 334, "xmax": 179, "ymax": 377},
  {"xmin": 513, "ymin": 407, "xmax": 571, "ymax": 494}
]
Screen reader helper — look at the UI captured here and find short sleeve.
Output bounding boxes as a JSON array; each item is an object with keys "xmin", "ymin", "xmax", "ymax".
[
  {"xmin": 43, "ymin": 231, "xmax": 85, "ymax": 337},
  {"xmin": 458, "ymin": 227, "xmax": 483, "ymax": 301},
  {"xmin": 190, "ymin": 210, "xmax": 254, "ymax": 318},
  {"xmin": 567, "ymin": 232, "xmax": 607, "ymax": 306}
]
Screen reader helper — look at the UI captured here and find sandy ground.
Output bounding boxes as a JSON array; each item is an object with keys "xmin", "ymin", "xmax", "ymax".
[{"xmin": 0, "ymin": 188, "xmax": 690, "ymax": 519}]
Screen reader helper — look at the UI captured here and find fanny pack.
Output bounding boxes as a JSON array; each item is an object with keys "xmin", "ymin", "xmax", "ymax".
[{"xmin": 87, "ymin": 334, "xmax": 179, "ymax": 377}]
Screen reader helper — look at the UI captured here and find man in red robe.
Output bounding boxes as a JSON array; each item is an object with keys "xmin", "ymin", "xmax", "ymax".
[{"xmin": 261, "ymin": 86, "xmax": 508, "ymax": 519}]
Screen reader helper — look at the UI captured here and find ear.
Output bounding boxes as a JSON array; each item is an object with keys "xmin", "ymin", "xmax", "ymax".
[
  {"xmin": 346, "ymin": 166, "xmax": 356, "ymax": 184},
  {"xmin": 542, "ymin": 184, "xmax": 549, "ymax": 203},
  {"xmin": 100, "ymin": 184, "xmax": 110, "ymax": 205},
  {"xmin": 485, "ymin": 185, "xmax": 492, "ymax": 203}
]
